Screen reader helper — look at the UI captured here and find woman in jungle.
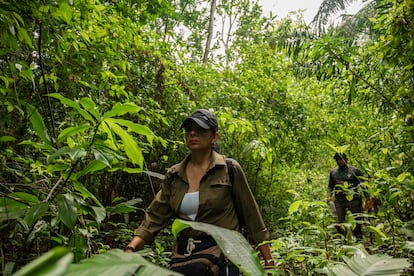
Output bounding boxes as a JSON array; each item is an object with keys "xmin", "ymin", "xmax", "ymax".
[{"xmin": 124, "ymin": 109, "xmax": 274, "ymax": 275}]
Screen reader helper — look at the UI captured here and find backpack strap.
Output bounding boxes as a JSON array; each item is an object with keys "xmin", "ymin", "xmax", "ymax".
[{"xmin": 225, "ymin": 158, "xmax": 234, "ymax": 185}]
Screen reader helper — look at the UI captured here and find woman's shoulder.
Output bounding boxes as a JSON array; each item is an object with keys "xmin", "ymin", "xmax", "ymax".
[{"xmin": 165, "ymin": 155, "xmax": 190, "ymax": 176}]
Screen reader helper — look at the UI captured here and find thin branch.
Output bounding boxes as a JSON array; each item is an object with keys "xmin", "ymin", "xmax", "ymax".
[
  {"xmin": 37, "ymin": 21, "xmax": 56, "ymax": 141},
  {"xmin": 45, "ymin": 176, "xmax": 63, "ymax": 202}
]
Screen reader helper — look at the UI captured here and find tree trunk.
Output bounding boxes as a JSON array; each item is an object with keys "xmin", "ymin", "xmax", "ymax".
[{"xmin": 203, "ymin": 0, "xmax": 217, "ymax": 63}]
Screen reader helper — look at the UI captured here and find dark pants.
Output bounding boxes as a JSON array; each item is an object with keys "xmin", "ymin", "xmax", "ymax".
[
  {"xmin": 173, "ymin": 235, "xmax": 240, "ymax": 276},
  {"xmin": 218, "ymin": 261, "xmax": 240, "ymax": 276},
  {"xmin": 334, "ymin": 198, "xmax": 363, "ymax": 237}
]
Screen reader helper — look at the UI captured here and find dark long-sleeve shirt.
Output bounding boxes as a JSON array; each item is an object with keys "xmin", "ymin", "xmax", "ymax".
[{"xmin": 328, "ymin": 165, "xmax": 364, "ymax": 202}]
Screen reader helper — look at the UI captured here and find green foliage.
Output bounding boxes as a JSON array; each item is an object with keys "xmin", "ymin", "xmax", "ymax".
[
  {"xmin": 1, "ymin": 0, "xmax": 414, "ymax": 275},
  {"xmin": 13, "ymin": 247, "xmax": 181, "ymax": 276},
  {"xmin": 13, "ymin": 247, "xmax": 73, "ymax": 276},
  {"xmin": 327, "ymin": 249, "xmax": 411, "ymax": 275}
]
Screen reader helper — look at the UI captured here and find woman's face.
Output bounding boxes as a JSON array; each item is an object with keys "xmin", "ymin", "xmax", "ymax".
[
  {"xmin": 184, "ymin": 122, "xmax": 218, "ymax": 151},
  {"xmin": 335, "ymin": 158, "xmax": 347, "ymax": 167}
]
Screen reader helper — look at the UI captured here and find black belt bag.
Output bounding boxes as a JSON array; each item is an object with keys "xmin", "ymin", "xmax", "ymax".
[{"xmin": 170, "ymin": 235, "xmax": 224, "ymax": 276}]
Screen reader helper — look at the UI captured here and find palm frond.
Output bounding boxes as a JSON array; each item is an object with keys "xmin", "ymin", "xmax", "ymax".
[{"xmin": 311, "ymin": 0, "xmax": 360, "ymax": 33}]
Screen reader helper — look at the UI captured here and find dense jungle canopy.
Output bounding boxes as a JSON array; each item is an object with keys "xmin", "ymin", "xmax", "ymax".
[{"xmin": 0, "ymin": 0, "xmax": 413, "ymax": 275}]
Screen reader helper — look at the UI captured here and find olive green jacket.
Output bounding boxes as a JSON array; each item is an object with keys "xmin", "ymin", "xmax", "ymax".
[{"xmin": 135, "ymin": 151, "xmax": 270, "ymax": 246}]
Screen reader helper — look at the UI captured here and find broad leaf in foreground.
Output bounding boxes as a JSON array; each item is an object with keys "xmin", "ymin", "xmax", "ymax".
[
  {"xmin": 331, "ymin": 253, "xmax": 411, "ymax": 276},
  {"xmin": 67, "ymin": 249, "xmax": 181, "ymax": 276},
  {"xmin": 172, "ymin": 219, "xmax": 265, "ymax": 276},
  {"xmin": 13, "ymin": 247, "xmax": 73, "ymax": 276}
]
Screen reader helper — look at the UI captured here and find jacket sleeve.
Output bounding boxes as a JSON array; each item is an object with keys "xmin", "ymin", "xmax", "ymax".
[
  {"xmin": 231, "ymin": 159, "xmax": 270, "ymax": 245},
  {"xmin": 134, "ymin": 174, "xmax": 174, "ymax": 244}
]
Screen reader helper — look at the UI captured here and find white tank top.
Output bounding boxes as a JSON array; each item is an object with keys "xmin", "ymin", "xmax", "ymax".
[{"xmin": 179, "ymin": 192, "xmax": 199, "ymax": 221}]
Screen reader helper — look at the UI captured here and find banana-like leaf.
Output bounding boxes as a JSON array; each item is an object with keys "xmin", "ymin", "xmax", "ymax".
[
  {"xmin": 73, "ymin": 159, "xmax": 107, "ymax": 179},
  {"xmin": 366, "ymin": 225, "xmax": 388, "ymax": 239},
  {"xmin": 172, "ymin": 219, "xmax": 265, "ymax": 276},
  {"xmin": 105, "ymin": 119, "xmax": 143, "ymax": 168},
  {"xmin": 47, "ymin": 146, "xmax": 87, "ymax": 163},
  {"xmin": 101, "ymin": 102, "xmax": 140, "ymax": 119},
  {"xmin": 332, "ymin": 253, "xmax": 411, "ymax": 276},
  {"xmin": 13, "ymin": 247, "xmax": 73, "ymax": 276},
  {"xmin": 110, "ymin": 118, "xmax": 154, "ymax": 144},
  {"xmin": 92, "ymin": 148, "xmax": 113, "ymax": 167},
  {"xmin": 56, "ymin": 194, "xmax": 78, "ymax": 229},
  {"xmin": 9, "ymin": 192, "xmax": 39, "ymax": 204},
  {"xmin": 79, "ymin": 97, "xmax": 100, "ymax": 120},
  {"xmin": 73, "ymin": 181, "xmax": 104, "ymax": 208},
  {"xmin": 288, "ymin": 200, "xmax": 302, "ymax": 215},
  {"xmin": 99, "ymin": 121, "xmax": 118, "ymax": 149},
  {"xmin": 57, "ymin": 124, "xmax": 90, "ymax": 144},
  {"xmin": 91, "ymin": 206, "xmax": 106, "ymax": 223},
  {"xmin": 0, "ymin": 197, "xmax": 29, "ymax": 222},
  {"xmin": 106, "ymin": 198, "xmax": 142, "ymax": 215},
  {"xmin": 24, "ymin": 202, "xmax": 48, "ymax": 227},
  {"xmin": 26, "ymin": 104, "xmax": 52, "ymax": 146},
  {"xmin": 67, "ymin": 249, "xmax": 181, "ymax": 276},
  {"xmin": 48, "ymin": 93, "xmax": 95, "ymax": 123}
]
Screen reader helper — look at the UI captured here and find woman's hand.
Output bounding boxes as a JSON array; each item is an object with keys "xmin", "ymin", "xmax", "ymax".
[
  {"xmin": 124, "ymin": 246, "xmax": 136, "ymax": 253},
  {"xmin": 124, "ymin": 236, "xmax": 145, "ymax": 253},
  {"xmin": 258, "ymin": 242, "xmax": 275, "ymax": 271}
]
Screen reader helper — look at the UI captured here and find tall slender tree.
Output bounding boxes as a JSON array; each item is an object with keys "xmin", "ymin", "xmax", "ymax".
[{"xmin": 203, "ymin": 0, "xmax": 217, "ymax": 63}]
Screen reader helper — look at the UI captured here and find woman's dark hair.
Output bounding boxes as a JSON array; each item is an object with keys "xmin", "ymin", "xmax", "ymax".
[{"xmin": 212, "ymin": 140, "xmax": 220, "ymax": 152}]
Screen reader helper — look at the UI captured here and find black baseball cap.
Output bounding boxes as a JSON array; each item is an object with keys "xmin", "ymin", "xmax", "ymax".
[{"xmin": 180, "ymin": 109, "xmax": 218, "ymax": 132}]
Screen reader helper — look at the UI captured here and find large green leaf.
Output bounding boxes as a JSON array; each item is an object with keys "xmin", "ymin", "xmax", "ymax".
[
  {"xmin": 47, "ymin": 146, "xmax": 87, "ymax": 163},
  {"xmin": 52, "ymin": 0, "xmax": 73, "ymax": 24},
  {"xmin": 57, "ymin": 124, "xmax": 90, "ymax": 144},
  {"xmin": 110, "ymin": 118, "xmax": 154, "ymax": 144},
  {"xmin": 101, "ymin": 102, "xmax": 140, "ymax": 119},
  {"xmin": 56, "ymin": 194, "xmax": 78, "ymax": 229},
  {"xmin": 19, "ymin": 140, "xmax": 54, "ymax": 151},
  {"xmin": 24, "ymin": 202, "xmax": 48, "ymax": 227},
  {"xmin": 331, "ymin": 253, "xmax": 411, "ymax": 276},
  {"xmin": 73, "ymin": 181, "xmax": 104, "ymax": 208},
  {"xmin": 74, "ymin": 160, "xmax": 107, "ymax": 179},
  {"xmin": 0, "ymin": 197, "xmax": 29, "ymax": 222},
  {"xmin": 13, "ymin": 247, "xmax": 73, "ymax": 276},
  {"xmin": 26, "ymin": 104, "xmax": 52, "ymax": 146},
  {"xmin": 91, "ymin": 206, "xmax": 106, "ymax": 223},
  {"xmin": 48, "ymin": 93, "xmax": 95, "ymax": 123},
  {"xmin": 9, "ymin": 192, "xmax": 39, "ymax": 204},
  {"xmin": 67, "ymin": 249, "xmax": 181, "ymax": 276},
  {"xmin": 92, "ymin": 148, "xmax": 114, "ymax": 167},
  {"xmin": 288, "ymin": 200, "xmax": 302, "ymax": 215},
  {"xmin": 105, "ymin": 119, "xmax": 143, "ymax": 168},
  {"xmin": 69, "ymin": 231, "xmax": 88, "ymax": 263},
  {"xmin": 106, "ymin": 198, "xmax": 142, "ymax": 215},
  {"xmin": 171, "ymin": 219, "xmax": 265, "ymax": 276},
  {"xmin": 79, "ymin": 97, "xmax": 100, "ymax": 120},
  {"xmin": 99, "ymin": 121, "xmax": 118, "ymax": 150}
]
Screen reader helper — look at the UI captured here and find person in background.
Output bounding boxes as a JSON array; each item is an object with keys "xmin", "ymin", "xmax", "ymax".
[
  {"xmin": 125, "ymin": 109, "xmax": 274, "ymax": 275},
  {"xmin": 327, "ymin": 152, "xmax": 369, "ymax": 238}
]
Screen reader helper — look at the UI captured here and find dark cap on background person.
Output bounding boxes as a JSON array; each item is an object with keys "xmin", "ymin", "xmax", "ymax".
[
  {"xmin": 180, "ymin": 109, "xmax": 218, "ymax": 132},
  {"xmin": 333, "ymin": 152, "xmax": 347, "ymax": 160}
]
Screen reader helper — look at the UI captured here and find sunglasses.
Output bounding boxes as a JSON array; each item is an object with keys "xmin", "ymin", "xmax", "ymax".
[{"xmin": 184, "ymin": 125, "xmax": 210, "ymax": 133}]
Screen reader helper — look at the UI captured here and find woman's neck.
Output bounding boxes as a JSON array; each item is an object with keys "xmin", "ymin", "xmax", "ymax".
[{"xmin": 189, "ymin": 150, "xmax": 212, "ymax": 167}]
